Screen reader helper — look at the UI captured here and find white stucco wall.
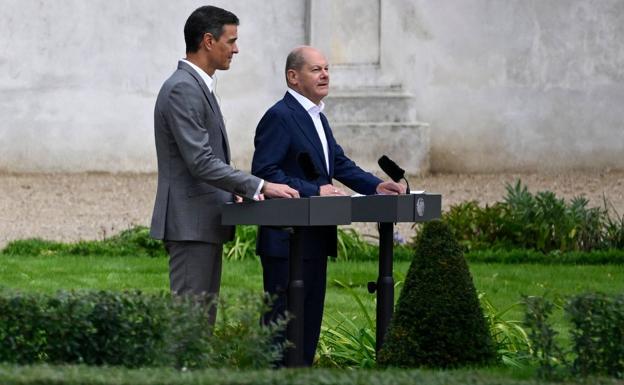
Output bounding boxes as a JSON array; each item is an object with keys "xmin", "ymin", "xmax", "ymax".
[
  {"xmin": 1, "ymin": 0, "xmax": 622, "ymax": 173},
  {"xmin": 0, "ymin": 0, "xmax": 304, "ymax": 172},
  {"xmin": 391, "ymin": 0, "xmax": 624, "ymax": 172}
]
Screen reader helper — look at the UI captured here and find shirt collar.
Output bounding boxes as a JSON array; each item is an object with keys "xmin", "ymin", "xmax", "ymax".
[
  {"xmin": 181, "ymin": 59, "xmax": 214, "ymax": 92},
  {"xmin": 287, "ymin": 88, "xmax": 324, "ymax": 114}
]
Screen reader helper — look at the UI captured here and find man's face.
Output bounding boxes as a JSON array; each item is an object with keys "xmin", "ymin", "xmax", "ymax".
[
  {"xmin": 209, "ymin": 24, "xmax": 239, "ymax": 71},
  {"xmin": 289, "ymin": 49, "xmax": 329, "ymax": 105}
]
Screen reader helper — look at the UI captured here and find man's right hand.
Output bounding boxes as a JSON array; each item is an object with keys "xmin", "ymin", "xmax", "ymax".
[
  {"xmin": 319, "ymin": 184, "xmax": 348, "ymax": 196},
  {"xmin": 261, "ymin": 182, "xmax": 300, "ymax": 199}
]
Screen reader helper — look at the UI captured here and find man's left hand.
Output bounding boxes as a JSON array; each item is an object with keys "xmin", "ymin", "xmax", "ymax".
[{"xmin": 376, "ymin": 181, "xmax": 407, "ymax": 195}]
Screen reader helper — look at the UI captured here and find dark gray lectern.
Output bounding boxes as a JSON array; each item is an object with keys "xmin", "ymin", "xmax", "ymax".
[
  {"xmin": 222, "ymin": 193, "xmax": 441, "ymax": 366},
  {"xmin": 351, "ymin": 193, "xmax": 442, "ymax": 353},
  {"xmin": 222, "ymin": 196, "xmax": 350, "ymax": 367}
]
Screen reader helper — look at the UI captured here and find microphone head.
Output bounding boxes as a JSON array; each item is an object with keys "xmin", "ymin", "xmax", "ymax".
[
  {"xmin": 378, "ymin": 155, "xmax": 405, "ymax": 182},
  {"xmin": 297, "ymin": 152, "xmax": 321, "ymax": 180}
]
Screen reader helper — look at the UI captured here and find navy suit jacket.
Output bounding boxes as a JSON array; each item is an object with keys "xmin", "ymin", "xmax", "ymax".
[{"xmin": 252, "ymin": 92, "xmax": 382, "ymax": 258}]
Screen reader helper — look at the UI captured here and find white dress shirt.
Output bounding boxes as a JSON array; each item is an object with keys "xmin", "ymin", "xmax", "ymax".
[
  {"xmin": 181, "ymin": 59, "xmax": 214, "ymax": 92},
  {"xmin": 287, "ymin": 88, "xmax": 330, "ymax": 174}
]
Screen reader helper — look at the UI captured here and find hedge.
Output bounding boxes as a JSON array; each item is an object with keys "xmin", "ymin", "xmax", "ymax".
[
  {"xmin": 0, "ymin": 290, "xmax": 285, "ymax": 369},
  {"xmin": 525, "ymin": 292, "xmax": 624, "ymax": 379},
  {"xmin": 1, "ymin": 365, "xmax": 618, "ymax": 385}
]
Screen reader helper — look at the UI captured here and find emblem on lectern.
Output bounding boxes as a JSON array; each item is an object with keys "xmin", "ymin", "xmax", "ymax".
[{"xmin": 416, "ymin": 197, "xmax": 425, "ymax": 217}]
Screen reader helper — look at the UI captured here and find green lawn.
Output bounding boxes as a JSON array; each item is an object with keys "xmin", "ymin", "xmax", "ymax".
[{"xmin": 2, "ymin": 255, "xmax": 623, "ymax": 329}]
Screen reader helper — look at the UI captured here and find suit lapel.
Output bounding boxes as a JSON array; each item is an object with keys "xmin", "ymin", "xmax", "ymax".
[
  {"xmin": 284, "ymin": 93, "xmax": 329, "ymax": 177},
  {"xmin": 178, "ymin": 61, "xmax": 231, "ymax": 162},
  {"xmin": 320, "ymin": 113, "xmax": 334, "ymax": 177}
]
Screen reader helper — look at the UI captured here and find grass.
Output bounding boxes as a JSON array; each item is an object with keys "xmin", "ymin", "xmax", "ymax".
[{"xmin": 2, "ymin": 255, "xmax": 623, "ymax": 331}]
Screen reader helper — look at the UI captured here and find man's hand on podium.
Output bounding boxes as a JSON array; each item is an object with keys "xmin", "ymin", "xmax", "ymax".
[
  {"xmin": 262, "ymin": 182, "xmax": 300, "ymax": 199},
  {"xmin": 376, "ymin": 181, "xmax": 407, "ymax": 195},
  {"xmin": 319, "ymin": 184, "xmax": 348, "ymax": 196}
]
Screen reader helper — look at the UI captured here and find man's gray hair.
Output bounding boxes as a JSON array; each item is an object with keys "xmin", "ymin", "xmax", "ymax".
[{"xmin": 285, "ymin": 46, "xmax": 308, "ymax": 73}]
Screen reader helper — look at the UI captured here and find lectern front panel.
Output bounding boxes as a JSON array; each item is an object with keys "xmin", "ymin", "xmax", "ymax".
[
  {"xmin": 309, "ymin": 196, "xmax": 351, "ymax": 225},
  {"xmin": 351, "ymin": 195, "xmax": 415, "ymax": 222},
  {"xmin": 221, "ymin": 198, "xmax": 309, "ymax": 226},
  {"xmin": 221, "ymin": 196, "xmax": 351, "ymax": 226}
]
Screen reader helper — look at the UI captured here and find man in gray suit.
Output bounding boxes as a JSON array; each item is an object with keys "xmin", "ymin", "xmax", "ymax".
[{"xmin": 150, "ymin": 5, "xmax": 298, "ymax": 323}]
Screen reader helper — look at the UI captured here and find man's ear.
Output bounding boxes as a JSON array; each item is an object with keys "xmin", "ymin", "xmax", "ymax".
[
  {"xmin": 202, "ymin": 32, "xmax": 214, "ymax": 51},
  {"xmin": 286, "ymin": 69, "xmax": 298, "ymax": 86}
]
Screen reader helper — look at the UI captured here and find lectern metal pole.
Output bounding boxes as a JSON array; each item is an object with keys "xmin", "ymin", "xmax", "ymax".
[
  {"xmin": 376, "ymin": 222, "xmax": 394, "ymax": 353},
  {"xmin": 286, "ymin": 227, "xmax": 305, "ymax": 367}
]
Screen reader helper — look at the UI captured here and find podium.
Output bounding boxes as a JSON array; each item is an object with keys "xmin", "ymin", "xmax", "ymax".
[
  {"xmin": 222, "ymin": 193, "xmax": 441, "ymax": 366},
  {"xmin": 351, "ymin": 193, "xmax": 441, "ymax": 352},
  {"xmin": 222, "ymin": 196, "xmax": 350, "ymax": 367}
]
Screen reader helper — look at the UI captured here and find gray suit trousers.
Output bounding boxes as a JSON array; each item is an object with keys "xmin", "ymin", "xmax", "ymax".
[{"xmin": 165, "ymin": 240, "xmax": 223, "ymax": 325}]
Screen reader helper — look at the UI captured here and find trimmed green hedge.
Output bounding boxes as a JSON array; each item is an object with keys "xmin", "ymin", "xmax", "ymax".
[
  {"xmin": 0, "ymin": 290, "xmax": 285, "ymax": 369},
  {"xmin": 465, "ymin": 249, "xmax": 624, "ymax": 264},
  {"xmin": 525, "ymin": 292, "xmax": 624, "ymax": 379},
  {"xmin": 1, "ymin": 364, "xmax": 616, "ymax": 385},
  {"xmin": 379, "ymin": 221, "xmax": 497, "ymax": 368}
]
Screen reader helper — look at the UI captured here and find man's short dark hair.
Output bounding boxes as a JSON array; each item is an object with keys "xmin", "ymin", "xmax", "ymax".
[{"xmin": 184, "ymin": 6, "xmax": 239, "ymax": 53}]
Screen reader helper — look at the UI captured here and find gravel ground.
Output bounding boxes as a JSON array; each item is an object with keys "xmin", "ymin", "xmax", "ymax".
[{"xmin": 1, "ymin": 171, "xmax": 623, "ymax": 249}]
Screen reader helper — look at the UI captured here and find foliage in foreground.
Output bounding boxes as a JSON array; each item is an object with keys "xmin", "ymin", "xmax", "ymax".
[
  {"xmin": 8, "ymin": 364, "xmax": 619, "ymax": 385},
  {"xmin": 316, "ymin": 280, "xmax": 376, "ymax": 368},
  {"xmin": 0, "ymin": 290, "xmax": 286, "ymax": 369},
  {"xmin": 378, "ymin": 221, "xmax": 497, "ymax": 368},
  {"xmin": 525, "ymin": 293, "xmax": 624, "ymax": 380}
]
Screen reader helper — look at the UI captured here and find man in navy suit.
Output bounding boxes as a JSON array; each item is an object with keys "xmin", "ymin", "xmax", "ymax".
[{"xmin": 252, "ymin": 46, "xmax": 406, "ymax": 366}]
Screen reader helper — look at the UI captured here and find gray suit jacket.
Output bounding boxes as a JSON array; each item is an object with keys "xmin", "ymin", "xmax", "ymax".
[{"xmin": 150, "ymin": 61, "xmax": 261, "ymax": 243}]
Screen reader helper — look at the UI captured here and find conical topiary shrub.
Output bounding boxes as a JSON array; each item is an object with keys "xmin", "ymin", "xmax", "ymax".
[{"xmin": 377, "ymin": 220, "xmax": 497, "ymax": 368}]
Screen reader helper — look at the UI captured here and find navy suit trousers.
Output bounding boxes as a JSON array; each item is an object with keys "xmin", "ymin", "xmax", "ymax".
[{"xmin": 260, "ymin": 254, "xmax": 328, "ymax": 367}]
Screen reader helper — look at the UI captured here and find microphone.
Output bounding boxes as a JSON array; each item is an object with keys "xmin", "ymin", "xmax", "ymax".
[
  {"xmin": 378, "ymin": 155, "xmax": 410, "ymax": 194},
  {"xmin": 297, "ymin": 152, "xmax": 320, "ymax": 181}
]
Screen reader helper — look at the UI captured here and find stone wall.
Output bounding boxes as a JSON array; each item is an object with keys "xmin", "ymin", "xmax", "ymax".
[
  {"xmin": 399, "ymin": 0, "xmax": 624, "ymax": 172},
  {"xmin": 1, "ymin": 0, "xmax": 622, "ymax": 173},
  {"xmin": 0, "ymin": 0, "xmax": 305, "ymax": 172}
]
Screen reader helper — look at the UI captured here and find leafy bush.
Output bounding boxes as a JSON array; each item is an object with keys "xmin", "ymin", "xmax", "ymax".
[
  {"xmin": 0, "ymin": 290, "xmax": 286, "ymax": 369},
  {"xmin": 523, "ymin": 296, "xmax": 566, "ymax": 380},
  {"xmin": 566, "ymin": 293, "xmax": 624, "ymax": 378},
  {"xmin": 480, "ymin": 293, "xmax": 531, "ymax": 368},
  {"xmin": 316, "ymin": 280, "xmax": 376, "ymax": 368},
  {"xmin": 443, "ymin": 180, "xmax": 624, "ymax": 254},
  {"xmin": 378, "ymin": 220, "xmax": 497, "ymax": 368},
  {"xmin": 442, "ymin": 200, "xmax": 509, "ymax": 251},
  {"xmin": 524, "ymin": 293, "xmax": 624, "ymax": 379},
  {"xmin": 336, "ymin": 228, "xmax": 413, "ymax": 262},
  {"xmin": 1, "ymin": 227, "xmax": 166, "ymax": 258},
  {"xmin": 0, "ymin": 225, "xmax": 259, "ymax": 261},
  {"xmin": 223, "ymin": 225, "xmax": 258, "ymax": 261}
]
